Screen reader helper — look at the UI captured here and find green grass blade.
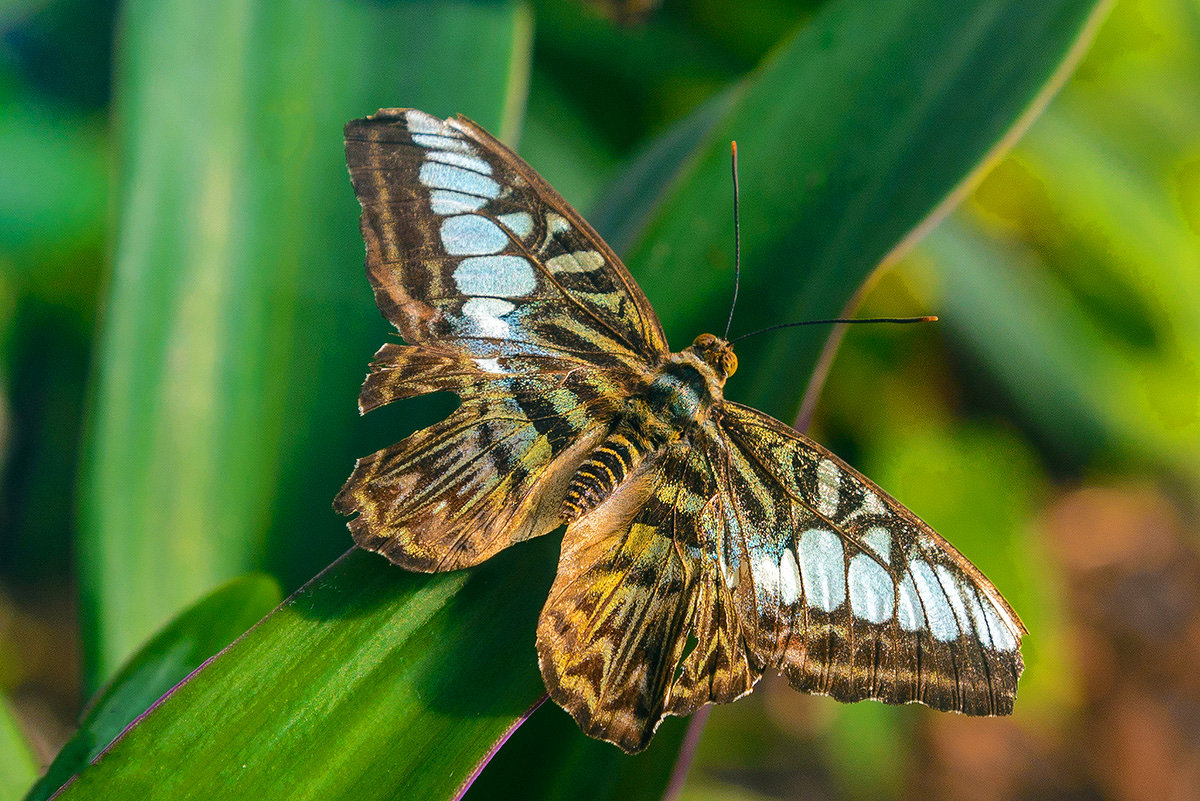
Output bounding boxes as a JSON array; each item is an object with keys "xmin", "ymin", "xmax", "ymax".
[
  {"xmin": 80, "ymin": 0, "xmax": 532, "ymax": 689},
  {"xmin": 0, "ymin": 697, "xmax": 37, "ymax": 801},
  {"xmin": 594, "ymin": 0, "xmax": 1112, "ymax": 422},
  {"xmin": 26, "ymin": 574, "xmax": 281, "ymax": 801}
]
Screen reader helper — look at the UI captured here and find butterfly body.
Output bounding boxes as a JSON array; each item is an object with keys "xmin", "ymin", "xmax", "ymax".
[
  {"xmin": 564, "ymin": 337, "xmax": 730, "ymax": 520},
  {"xmin": 337, "ymin": 108, "xmax": 1025, "ymax": 753}
]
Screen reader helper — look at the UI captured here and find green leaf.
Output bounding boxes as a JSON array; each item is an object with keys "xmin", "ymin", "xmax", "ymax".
[
  {"xmin": 467, "ymin": 697, "xmax": 689, "ymax": 801},
  {"xmin": 0, "ymin": 696, "xmax": 37, "ymax": 801},
  {"xmin": 594, "ymin": 0, "xmax": 1112, "ymax": 423},
  {"xmin": 0, "ymin": 80, "xmax": 107, "ymax": 274},
  {"xmin": 79, "ymin": 0, "xmax": 533, "ymax": 688},
  {"xmin": 54, "ymin": 545, "xmax": 554, "ymax": 801},
  {"xmin": 26, "ymin": 574, "xmax": 281, "ymax": 801}
]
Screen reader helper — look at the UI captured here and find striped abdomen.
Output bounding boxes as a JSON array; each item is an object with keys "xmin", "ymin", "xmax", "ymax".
[{"xmin": 562, "ymin": 419, "xmax": 651, "ymax": 521}]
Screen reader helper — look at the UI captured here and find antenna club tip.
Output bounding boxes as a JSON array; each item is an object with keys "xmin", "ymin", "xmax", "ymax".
[
  {"xmin": 731, "ymin": 140, "xmax": 738, "ymax": 155},
  {"xmin": 922, "ymin": 315, "xmax": 939, "ymax": 323}
]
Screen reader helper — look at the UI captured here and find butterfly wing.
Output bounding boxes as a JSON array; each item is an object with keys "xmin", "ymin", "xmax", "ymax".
[
  {"xmin": 537, "ymin": 441, "xmax": 759, "ymax": 753},
  {"xmin": 337, "ymin": 109, "xmax": 667, "ymax": 570},
  {"xmin": 536, "ymin": 397, "xmax": 1023, "ymax": 753},
  {"xmin": 712, "ymin": 401, "xmax": 1025, "ymax": 715},
  {"xmin": 343, "ymin": 108, "xmax": 667, "ymax": 370}
]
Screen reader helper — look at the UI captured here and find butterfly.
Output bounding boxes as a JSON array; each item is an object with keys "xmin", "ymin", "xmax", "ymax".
[{"xmin": 335, "ymin": 108, "xmax": 1025, "ymax": 754}]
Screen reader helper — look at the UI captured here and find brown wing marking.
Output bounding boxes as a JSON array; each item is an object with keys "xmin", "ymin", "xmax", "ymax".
[
  {"xmin": 537, "ymin": 444, "xmax": 757, "ymax": 753},
  {"xmin": 356, "ymin": 342, "xmax": 484, "ymax": 413},
  {"xmin": 335, "ymin": 377, "xmax": 613, "ymax": 572}
]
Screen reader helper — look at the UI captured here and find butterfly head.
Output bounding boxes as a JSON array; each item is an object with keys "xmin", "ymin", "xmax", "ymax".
[{"xmin": 688, "ymin": 333, "xmax": 738, "ymax": 384}]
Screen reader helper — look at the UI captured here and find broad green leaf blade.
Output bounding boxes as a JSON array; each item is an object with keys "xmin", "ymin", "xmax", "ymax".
[
  {"xmin": 0, "ymin": 79, "xmax": 107, "ymax": 276},
  {"xmin": 54, "ymin": 544, "xmax": 555, "ymax": 801},
  {"xmin": 0, "ymin": 697, "xmax": 37, "ymax": 801},
  {"xmin": 594, "ymin": 0, "xmax": 1112, "ymax": 423},
  {"xmin": 26, "ymin": 574, "xmax": 281, "ymax": 801},
  {"xmin": 80, "ymin": 0, "xmax": 532, "ymax": 688},
  {"xmin": 589, "ymin": 89, "xmax": 735, "ymax": 256}
]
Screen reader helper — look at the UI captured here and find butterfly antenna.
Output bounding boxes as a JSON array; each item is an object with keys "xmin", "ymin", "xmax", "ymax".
[
  {"xmin": 728, "ymin": 315, "xmax": 938, "ymax": 345},
  {"xmin": 723, "ymin": 141, "xmax": 741, "ymax": 341},
  {"xmin": 718, "ymin": 141, "xmax": 934, "ymax": 344}
]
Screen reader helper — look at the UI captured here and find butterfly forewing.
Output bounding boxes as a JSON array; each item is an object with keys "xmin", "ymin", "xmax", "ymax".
[
  {"xmin": 343, "ymin": 108, "xmax": 667, "ymax": 374},
  {"xmin": 339, "ymin": 107, "xmax": 1024, "ymax": 755},
  {"xmin": 713, "ymin": 402, "xmax": 1025, "ymax": 715}
]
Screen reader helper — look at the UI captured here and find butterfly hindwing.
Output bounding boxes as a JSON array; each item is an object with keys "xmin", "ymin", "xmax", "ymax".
[
  {"xmin": 713, "ymin": 401, "xmax": 1025, "ymax": 715},
  {"xmin": 538, "ymin": 443, "xmax": 758, "ymax": 753},
  {"xmin": 335, "ymin": 371, "xmax": 619, "ymax": 571}
]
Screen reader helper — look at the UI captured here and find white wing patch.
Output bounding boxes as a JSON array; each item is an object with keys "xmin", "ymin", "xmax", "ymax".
[
  {"xmin": 797, "ymin": 528, "xmax": 845, "ymax": 613},
  {"xmin": 453, "ymin": 256, "xmax": 536, "ymax": 297},
  {"xmin": 546, "ymin": 212, "xmax": 570, "ymax": 235},
  {"xmin": 984, "ymin": 601, "xmax": 1019, "ymax": 651},
  {"xmin": 403, "ymin": 109, "xmax": 446, "ymax": 135},
  {"xmin": 498, "ymin": 211, "xmax": 534, "ymax": 239},
  {"xmin": 461, "ymin": 298, "xmax": 514, "ymax": 338},
  {"xmin": 936, "ymin": 564, "xmax": 974, "ymax": 638},
  {"xmin": 426, "ymin": 148, "xmax": 492, "ymax": 175},
  {"xmin": 440, "ymin": 214, "xmax": 508, "ymax": 256},
  {"xmin": 430, "ymin": 189, "xmax": 487, "ymax": 215},
  {"xmin": 419, "ymin": 161, "xmax": 500, "ymax": 199},
  {"xmin": 848, "ymin": 552, "xmax": 894, "ymax": 624},
  {"xmin": 779, "ymin": 548, "xmax": 802, "ymax": 605},
  {"xmin": 547, "ymin": 250, "xmax": 605, "ymax": 274},
  {"xmin": 964, "ymin": 586, "xmax": 994, "ymax": 648},
  {"xmin": 815, "ymin": 459, "xmax": 840, "ymax": 517},
  {"xmin": 752, "ymin": 552, "xmax": 781, "ymax": 603},
  {"xmin": 862, "ymin": 526, "xmax": 892, "ymax": 561},
  {"xmin": 909, "ymin": 559, "xmax": 959, "ymax": 642},
  {"xmin": 472, "ymin": 357, "xmax": 507, "ymax": 374},
  {"xmin": 897, "ymin": 569, "xmax": 925, "ymax": 631}
]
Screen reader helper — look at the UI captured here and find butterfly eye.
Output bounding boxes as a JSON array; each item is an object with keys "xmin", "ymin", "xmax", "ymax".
[
  {"xmin": 722, "ymin": 350, "xmax": 738, "ymax": 378},
  {"xmin": 693, "ymin": 333, "xmax": 717, "ymax": 349}
]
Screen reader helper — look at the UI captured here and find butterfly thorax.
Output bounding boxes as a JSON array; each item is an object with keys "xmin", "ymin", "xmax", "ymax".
[{"xmin": 561, "ymin": 335, "xmax": 734, "ymax": 522}]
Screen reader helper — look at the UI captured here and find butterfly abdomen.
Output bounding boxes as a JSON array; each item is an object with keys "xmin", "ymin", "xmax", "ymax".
[{"xmin": 563, "ymin": 422, "xmax": 649, "ymax": 521}]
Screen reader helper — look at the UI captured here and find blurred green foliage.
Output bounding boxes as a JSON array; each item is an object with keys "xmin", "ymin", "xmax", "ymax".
[{"xmin": 4, "ymin": 0, "xmax": 1198, "ymax": 799}]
